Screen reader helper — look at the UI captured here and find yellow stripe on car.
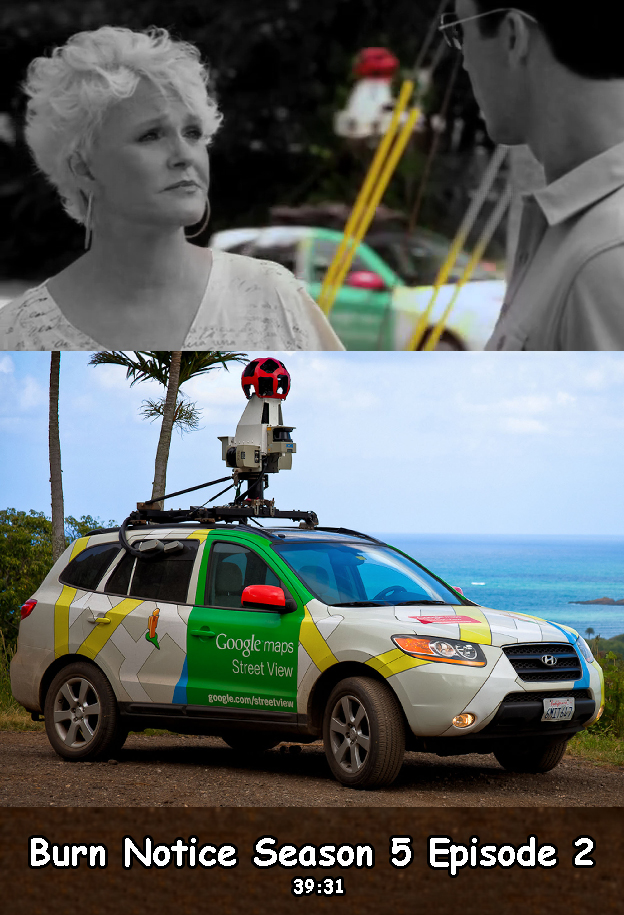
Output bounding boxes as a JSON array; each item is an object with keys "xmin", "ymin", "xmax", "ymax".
[
  {"xmin": 299, "ymin": 607, "xmax": 338, "ymax": 672},
  {"xmin": 53, "ymin": 537, "xmax": 90, "ymax": 658},
  {"xmin": 77, "ymin": 598, "xmax": 143, "ymax": 660},
  {"xmin": 366, "ymin": 648, "xmax": 429, "ymax": 678},
  {"xmin": 458, "ymin": 606, "xmax": 492, "ymax": 645}
]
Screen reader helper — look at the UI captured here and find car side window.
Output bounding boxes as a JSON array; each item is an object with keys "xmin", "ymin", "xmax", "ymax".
[
  {"xmin": 103, "ymin": 540, "xmax": 199, "ymax": 604},
  {"xmin": 205, "ymin": 541, "xmax": 283, "ymax": 609},
  {"xmin": 59, "ymin": 544, "xmax": 122, "ymax": 591},
  {"xmin": 310, "ymin": 239, "xmax": 370, "ymax": 283},
  {"xmin": 105, "ymin": 551, "xmax": 134, "ymax": 597}
]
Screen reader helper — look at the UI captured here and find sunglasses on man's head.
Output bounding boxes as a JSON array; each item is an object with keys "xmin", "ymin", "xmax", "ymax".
[{"xmin": 438, "ymin": 8, "xmax": 538, "ymax": 51}]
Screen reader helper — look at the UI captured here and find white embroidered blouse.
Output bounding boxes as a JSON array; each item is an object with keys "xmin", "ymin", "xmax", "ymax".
[{"xmin": 0, "ymin": 250, "xmax": 344, "ymax": 351}]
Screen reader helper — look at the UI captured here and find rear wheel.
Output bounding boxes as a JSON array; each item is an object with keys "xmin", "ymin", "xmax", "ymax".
[
  {"xmin": 323, "ymin": 676, "xmax": 405, "ymax": 789},
  {"xmin": 493, "ymin": 738, "xmax": 568, "ymax": 773},
  {"xmin": 44, "ymin": 662, "xmax": 124, "ymax": 762}
]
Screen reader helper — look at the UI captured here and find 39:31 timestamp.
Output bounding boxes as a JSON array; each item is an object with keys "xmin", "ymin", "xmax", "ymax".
[{"xmin": 292, "ymin": 877, "xmax": 345, "ymax": 896}]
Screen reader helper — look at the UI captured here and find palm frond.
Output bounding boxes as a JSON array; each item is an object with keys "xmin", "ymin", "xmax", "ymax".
[
  {"xmin": 90, "ymin": 351, "xmax": 249, "ymax": 389},
  {"xmin": 178, "ymin": 351, "xmax": 249, "ymax": 386},
  {"xmin": 140, "ymin": 396, "xmax": 203, "ymax": 435}
]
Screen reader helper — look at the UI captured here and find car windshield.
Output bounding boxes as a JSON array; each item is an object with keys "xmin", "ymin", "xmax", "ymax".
[{"xmin": 272, "ymin": 541, "xmax": 464, "ymax": 607}]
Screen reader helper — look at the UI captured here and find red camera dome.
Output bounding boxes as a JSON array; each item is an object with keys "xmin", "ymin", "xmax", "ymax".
[
  {"xmin": 241, "ymin": 357, "xmax": 291, "ymax": 400},
  {"xmin": 353, "ymin": 47, "xmax": 399, "ymax": 79}
]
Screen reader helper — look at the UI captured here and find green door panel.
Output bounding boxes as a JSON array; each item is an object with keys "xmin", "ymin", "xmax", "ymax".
[
  {"xmin": 185, "ymin": 533, "xmax": 306, "ymax": 711},
  {"xmin": 303, "ymin": 232, "xmax": 396, "ymax": 350}
]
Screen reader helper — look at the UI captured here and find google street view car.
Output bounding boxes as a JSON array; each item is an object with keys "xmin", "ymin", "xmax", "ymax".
[{"xmin": 11, "ymin": 359, "xmax": 604, "ymax": 788}]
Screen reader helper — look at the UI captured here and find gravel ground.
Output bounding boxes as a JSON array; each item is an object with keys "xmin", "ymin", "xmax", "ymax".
[{"xmin": 1, "ymin": 731, "xmax": 622, "ymax": 806}]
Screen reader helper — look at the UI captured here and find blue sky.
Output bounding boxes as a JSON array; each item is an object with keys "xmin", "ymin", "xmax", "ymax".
[{"xmin": 2, "ymin": 350, "xmax": 624, "ymax": 536}]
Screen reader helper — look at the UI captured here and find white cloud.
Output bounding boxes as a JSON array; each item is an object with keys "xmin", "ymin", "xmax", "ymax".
[
  {"xmin": 19, "ymin": 376, "xmax": 46, "ymax": 410},
  {"xmin": 502, "ymin": 417, "xmax": 548, "ymax": 434},
  {"xmin": 0, "ymin": 355, "xmax": 14, "ymax": 374}
]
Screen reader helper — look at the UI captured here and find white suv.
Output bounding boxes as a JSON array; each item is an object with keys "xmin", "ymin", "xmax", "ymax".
[{"xmin": 11, "ymin": 523, "xmax": 603, "ymax": 788}]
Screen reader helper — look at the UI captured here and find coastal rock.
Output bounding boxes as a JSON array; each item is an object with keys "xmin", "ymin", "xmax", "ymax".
[{"xmin": 568, "ymin": 596, "xmax": 624, "ymax": 605}]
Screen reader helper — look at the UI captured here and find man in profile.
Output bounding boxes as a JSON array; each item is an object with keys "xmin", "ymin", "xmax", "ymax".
[{"xmin": 440, "ymin": 2, "xmax": 624, "ymax": 350}]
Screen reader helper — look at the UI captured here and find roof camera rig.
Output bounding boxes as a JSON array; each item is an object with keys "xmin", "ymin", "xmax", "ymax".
[{"xmin": 119, "ymin": 358, "xmax": 318, "ymax": 559}]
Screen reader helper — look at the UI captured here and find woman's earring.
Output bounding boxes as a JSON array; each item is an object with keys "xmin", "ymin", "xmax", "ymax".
[
  {"xmin": 185, "ymin": 199, "xmax": 210, "ymax": 239},
  {"xmin": 84, "ymin": 192, "xmax": 94, "ymax": 250}
]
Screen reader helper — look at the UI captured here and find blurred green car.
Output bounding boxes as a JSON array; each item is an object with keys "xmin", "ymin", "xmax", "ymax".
[{"xmin": 209, "ymin": 225, "xmax": 506, "ymax": 350}]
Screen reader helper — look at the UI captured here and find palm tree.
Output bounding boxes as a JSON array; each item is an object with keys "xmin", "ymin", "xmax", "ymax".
[
  {"xmin": 585, "ymin": 627, "xmax": 595, "ymax": 640},
  {"xmin": 49, "ymin": 352, "xmax": 65, "ymax": 561},
  {"xmin": 89, "ymin": 351, "xmax": 248, "ymax": 507}
]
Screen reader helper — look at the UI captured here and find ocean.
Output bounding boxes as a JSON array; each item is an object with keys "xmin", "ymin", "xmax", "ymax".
[{"xmin": 377, "ymin": 534, "xmax": 624, "ymax": 640}]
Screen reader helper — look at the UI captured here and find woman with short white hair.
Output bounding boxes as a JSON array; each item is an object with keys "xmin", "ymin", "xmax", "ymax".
[{"xmin": 0, "ymin": 26, "xmax": 343, "ymax": 351}]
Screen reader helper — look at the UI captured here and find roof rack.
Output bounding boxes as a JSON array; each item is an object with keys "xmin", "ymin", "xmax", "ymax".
[
  {"xmin": 119, "ymin": 504, "xmax": 319, "ymax": 559},
  {"xmin": 128, "ymin": 505, "xmax": 318, "ymax": 526},
  {"xmin": 121, "ymin": 521, "xmax": 282, "ymax": 540}
]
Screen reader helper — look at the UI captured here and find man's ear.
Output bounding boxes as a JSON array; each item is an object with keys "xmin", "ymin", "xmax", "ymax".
[
  {"xmin": 505, "ymin": 11, "xmax": 532, "ymax": 65},
  {"xmin": 68, "ymin": 152, "xmax": 94, "ymax": 183}
]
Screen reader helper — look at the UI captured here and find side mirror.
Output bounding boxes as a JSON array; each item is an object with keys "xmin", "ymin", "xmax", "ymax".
[
  {"xmin": 345, "ymin": 270, "xmax": 386, "ymax": 291},
  {"xmin": 241, "ymin": 585, "xmax": 296, "ymax": 612}
]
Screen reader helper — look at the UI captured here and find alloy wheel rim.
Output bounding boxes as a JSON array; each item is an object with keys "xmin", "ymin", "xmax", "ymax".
[
  {"xmin": 52, "ymin": 676, "xmax": 101, "ymax": 749},
  {"xmin": 329, "ymin": 694, "xmax": 371, "ymax": 773}
]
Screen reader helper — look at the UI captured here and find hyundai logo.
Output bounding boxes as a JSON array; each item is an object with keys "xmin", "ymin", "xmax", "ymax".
[{"xmin": 541, "ymin": 655, "xmax": 558, "ymax": 667}]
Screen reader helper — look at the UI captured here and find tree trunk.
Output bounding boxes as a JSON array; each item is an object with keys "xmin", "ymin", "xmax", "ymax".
[
  {"xmin": 150, "ymin": 351, "xmax": 182, "ymax": 510},
  {"xmin": 49, "ymin": 351, "xmax": 65, "ymax": 561}
]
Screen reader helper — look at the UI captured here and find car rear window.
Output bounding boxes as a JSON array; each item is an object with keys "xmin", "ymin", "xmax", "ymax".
[{"xmin": 59, "ymin": 543, "xmax": 122, "ymax": 592}]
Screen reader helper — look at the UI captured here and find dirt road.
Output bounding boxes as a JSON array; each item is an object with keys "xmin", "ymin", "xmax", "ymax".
[{"xmin": 1, "ymin": 732, "xmax": 622, "ymax": 806}]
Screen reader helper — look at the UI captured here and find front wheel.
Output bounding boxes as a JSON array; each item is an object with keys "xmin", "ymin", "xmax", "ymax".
[
  {"xmin": 493, "ymin": 737, "xmax": 569, "ymax": 773},
  {"xmin": 323, "ymin": 676, "xmax": 405, "ymax": 789},
  {"xmin": 44, "ymin": 662, "xmax": 124, "ymax": 761}
]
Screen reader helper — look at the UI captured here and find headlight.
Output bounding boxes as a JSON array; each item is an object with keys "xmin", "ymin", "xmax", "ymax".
[
  {"xmin": 575, "ymin": 635, "xmax": 595, "ymax": 663},
  {"xmin": 392, "ymin": 635, "xmax": 487, "ymax": 667}
]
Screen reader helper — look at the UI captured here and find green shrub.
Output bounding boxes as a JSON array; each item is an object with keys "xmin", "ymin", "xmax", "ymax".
[
  {"xmin": 0, "ymin": 508, "xmax": 116, "ymax": 641},
  {"xmin": 0, "ymin": 631, "xmax": 43, "ymax": 730},
  {"xmin": 588, "ymin": 652, "xmax": 624, "ymax": 739}
]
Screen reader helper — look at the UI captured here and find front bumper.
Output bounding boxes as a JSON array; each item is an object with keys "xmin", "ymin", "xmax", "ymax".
[{"xmin": 390, "ymin": 644, "xmax": 603, "ymax": 739}]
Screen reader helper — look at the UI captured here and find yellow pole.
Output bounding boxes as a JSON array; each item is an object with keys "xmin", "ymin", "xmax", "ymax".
[
  {"xmin": 407, "ymin": 145, "xmax": 509, "ymax": 350},
  {"xmin": 325, "ymin": 106, "xmax": 422, "ymax": 317},
  {"xmin": 423, "ymin": 185, "xmax": 513, "ymax": 350},
  {"xmin": 319, "ymin": 79, "xmax": 414, "ymax": 314}
]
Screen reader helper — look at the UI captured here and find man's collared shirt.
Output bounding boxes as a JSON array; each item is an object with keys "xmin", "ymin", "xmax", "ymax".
[{"xmin": 486, "ymin": 140, "xmax": 624, "ymax": 350}]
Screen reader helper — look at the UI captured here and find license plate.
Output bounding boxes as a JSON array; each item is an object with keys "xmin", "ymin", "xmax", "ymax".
[{"xmin": 542, "ymin": 697, "xmax": 575, "ymax": 722}]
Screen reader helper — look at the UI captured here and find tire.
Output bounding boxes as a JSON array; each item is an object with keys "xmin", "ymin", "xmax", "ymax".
[
  {"xmin": 322, "ymin": 676, "xmax": 405, "ymax": 789},
  {"xmin": 493, "ymin": 738, "xmax": 569, "ymax": 774},
  {"xmin": 44, "ymin": 662, "xmax": 124, "ymax": 762},
  {"xmin": 222, "ymin": 731, "xmax": 279, "ymax": 753}
]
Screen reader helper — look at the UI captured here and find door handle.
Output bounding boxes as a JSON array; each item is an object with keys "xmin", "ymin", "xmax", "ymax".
[
  {"xmin": 190, "ymin": 627, "xmax": 216, "ymax": 641},
  {"xmin": 86, "ymin": 609, "xmax": 111, "ymax": 625}
]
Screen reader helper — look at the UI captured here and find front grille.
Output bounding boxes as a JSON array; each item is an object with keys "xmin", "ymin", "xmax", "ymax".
[
  {"xmin": 504, "ymin": 689, "xmax": 591, "ymax": 703},
  {"xmin": 502, "ymin": 643, "xmax": 582, "ymax": 682}
]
